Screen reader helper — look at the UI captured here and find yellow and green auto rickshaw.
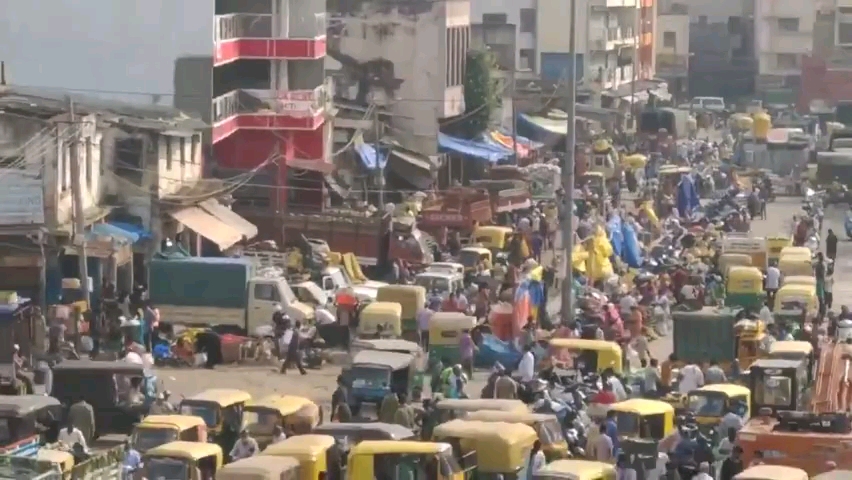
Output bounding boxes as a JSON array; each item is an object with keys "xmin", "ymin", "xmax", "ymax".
[
  {"xmin": 765, "ymin": 236, "xmax": 792, "ymax": 264},
  {"xmin": 243, "ymin": 395, "xmax": 322, "ymax": 448},
  {"xmin": 217, "ymin": 456, "xmax": 301, "ymax": 480},
  {"xmin": 609, "ymin": 399, "xmax": 675, "ymax": 441},
  {"xmin": 434, "ymin": 399, "xmax": 528, "ymax": 423},
  {"xmin": 428, "ymin": 312, "xmax": 478, "ymax": 364},
  {"xmin": 346, "ymin": 441, "xmax": 464, "ymax": 480},
  {"xmin": 131, "ymin": 414, "xmax": 208, "ymax": 453},
  {"xmin": 458, "ymin": 246, "xmax": 492, "ymax": 274},
  {"xmin": 779, "ymin": 246, "xmax": 811, "ymax": 258},
  {"xmin": 774, "ymin": 283, "xmax": 817, "ymax": 318},
  {"xmin": 433, "ymin": 420, "xmax": 538, "ymax": 479},
  {"xmin": 687, "ymin": 384, "xmax": 751, "ymax": 427},
  {"xmin": 725, "ymin": 266, "xmax": 764, "ymax": 309},
  {"xmin": 179, "ymin": 389, "xmax": 251, "ymax": 454},
  {"xmin": 778, "ymin": 253, "xmax": 813, "ymax": 277},
  {"xmin": 734, "ymin": 465, "xmax": 808, "ymax": 480},
  {"xmin": 782, "ymin": 275, "xmax": 815, "ymax": 287},
  {"xmin": 463, "ymin": 410, "xmax": 568, "ymax": 460},
  {"xmin": 375, "ymin": 285, "xmax": 427, "ymax": 339},
  {"xmin": 718, "ymin": 253, "xmax": 753, "ymax": 277},
  {"xmin": 262, "ymin": 434, "xmax": 336, "ymax": 480},
  {"xmin": 143, "ymin": 441, "xmax": 224, "ymax": 480},
  {"xmin": 357, "ymin": 301, "xmax": 403, "ymax": 338},
  {"xmin": 533, "ymin": 460, "xmax": 616, "ymax": 480},
  {"xmin": 544, "ymin": 338, "xmax": 623, "ymax": 375}
]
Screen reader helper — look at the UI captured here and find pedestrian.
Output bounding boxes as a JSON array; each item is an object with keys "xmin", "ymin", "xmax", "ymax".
[
  {"xmin": 720, "ymin": 404, "xmax": 745, "ymax": 434},
  {"xmin": 459, "ymin": 329, "xmax": 476, "ymax": 380},
  {"xmin": 58, "ymin": 421, "xmax": 88, "ymax": 453},
  {"xmin": 825, "ymin": 265, "xmax": 835, "ymax": 311},
  {"xmin": 694, "ymin": 462, "xmax": 713, "ymax": 480},
  {"xmin": 677, "ymin": 361, "xmax": 704, "ymax": 394},
  {"xmin": 330, "ymin": 375, "xmax": 350, "ymax": 422},
  {"xmin": 527, "ymin": 440, "xmax": 546, "ymax": 475},
  {"xmin": 764, "ymin": 261, "xmax": 780, "ymax": 309},
  {"xmin": 280, "ymin": 321, "xmax": 306, "ymax": 375},
  {"xmin": 393, "ymin": 393, "xmax": 417, "ymax": 429},
  {"xmin": 517, "ymin": 343, "xmax": 536, "ymax": 383},
  {"xmin": 122, "ymin": 439, "xmax": 141, "ymax": 478},
  {"xmin": 587, "ymin": 423, "xmax": 614, "ymax": 462},
  {"xmin": 615, "ymin": 453, "xmax": 638, "ymax": 480},
  {"xmin": 416, "ymin": 302, "xmax": 433, "ymax": 350},
  {"xmin": 494, "ymin": 368, "xmax": 518, "ymax": 399},
  {"xmin": 719, "ymin": 446, "xmax": 745, "ymax": 480},
  {"xmin": 643, "ymin": 359, "xmax": 661, "ymax": 398},
  {"xmin": 815, "ymin": 253, "xmax": 827, "ymax": 318},
  {"xmin": 704, "ymin": 359, "xmax": 727, "ymax": 385},
  {"xmin": 229, "ymin": 430, "xmax": 259, "ymax": 461},
  {"xmin": 68, "ymin": 398, "xmax": 94, "ymax": 444},
  {"xmin": 827, "ymin": 228, "xmax": 838, "ymax": 261}
]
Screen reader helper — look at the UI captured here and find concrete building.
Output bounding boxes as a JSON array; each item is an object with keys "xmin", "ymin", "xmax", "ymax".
[
  {"xmin": 754, "ymin": 0, "xmax": 815, "ymax": 85},
  {"xmin": 656, "ymin": 4, "xmax": 690, "ymax": 96},
  {"xmin": 327, "ymin": 0, "xmax": 470, "ymax": 155},
  {"xmin": 470, "ymin": 0, "xmax": 536, "ymax": 71},
  {"xmin": 212, "ymin": 0, "xmax": 332, "ymax": 211}
]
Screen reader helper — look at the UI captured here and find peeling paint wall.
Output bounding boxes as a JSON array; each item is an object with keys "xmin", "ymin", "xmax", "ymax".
[{"xmin": 329, "ymin": 0, "xmax": 469, "ymax": 154}]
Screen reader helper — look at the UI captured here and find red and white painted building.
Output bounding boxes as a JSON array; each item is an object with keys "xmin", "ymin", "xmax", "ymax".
[{"xmin": 212, "ymin": 0, "xmax": 332, "ymax": 210}]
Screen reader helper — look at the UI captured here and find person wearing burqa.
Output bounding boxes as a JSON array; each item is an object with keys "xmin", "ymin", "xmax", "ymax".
[
  {"xmin": 827, "ymin": 228, "xmax": 839, "ymax": 261},
  {"xmin": 195, "ymin": 331, "xmax": 223, "ymax": 369}
]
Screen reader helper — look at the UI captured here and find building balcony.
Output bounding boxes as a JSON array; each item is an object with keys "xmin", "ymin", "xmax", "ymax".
[
  {"xmin": 590, "ymin": 27, "xmax": 637, "ymax": 51},
  {"xmin": 212, "ymin": 81, "xmax": 332, "ymax": 144},
  {"xmin": 593, "ymin": 65, "xmax": 634, "ymax": 90},
  {"xmin": 213, "ymin": 13, "xmax": 327, "ymax": 67}
]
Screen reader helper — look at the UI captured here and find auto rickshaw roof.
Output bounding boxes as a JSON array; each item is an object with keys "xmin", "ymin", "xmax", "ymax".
[
  {"xmin": 312, "ymin": 422, "xmax": 415, "ymax": 440},
  {"xmin": 353, "ymin": 339, "xmax": 422, "ymax": 355},
  {"xmin": 610, "ymin": 399, "xmax": 674, "ymax": 415},
  {"xmin": 548, "ymin": 338, "xmax": 620, "ymax": 353},
  {"xmin": 694, "ymin": 384, "xmax": 751, "ymax": 396},
  {"xmin": 535, "ymin": 459, "xmax": 616, "ymax": 478},
  {"xmin": 51, "ymin": 360, "xmax": 147, "ymax": 375},
  {"xmin": 351, "ymin": 350, "xmax": 413, "ymax": 370},
  {"xmin": 429, "ymin": 313, "xmax": 477, "ymax": 330},
  {"xmin": 777, "ymin": 284, "xmax": 815, "ymax": 295},
  {"xmin": 138, "ymin": 414, "xmax": 206, "ymax": 430},
  {"xmin": 433, "ymin": 420, "xmax": 537, "ymax": 447},
  {"xmin": 361, "ymin": 301, "xmax": 403, "ymax": 317},
  {"xmin": 146, "ymin": 441, "xmax": 223, "ymax": 460},
  {"xmin": 474, "ymin": 226, "xmax": 513, "ymax": 235},
  {"xmin": 726, "ymin": 265, "xmax": 762, "ymax": 276},
  {"xmin": 464, "ymin": 410, "xmax": 558, "ymax": 424},
  {"xmin": 350, "ymin": 440, "xmax": 450, "ymax": 455},
  {"xmin": 435, "ymin": 399, "xmax": 528, "ymax": 413},
  {"xmin": 768, "ymin": 340, "xmax": 813, "ymax": 355},
  {"xmin": 246, "ymin": 395, "xmax": 314, "ymax": 415},
  {"xmin": 733, "ymin": 464, "xmax": 808, "ymax": 480},
  {"xmin": 261, "ymin": 434, "xmax": 335, "ymax": 459},
  {"xmin": 36, "ymin": 449, "xmax": 74, "ymax": 470},
  {"xmin": 782, "ymin": 275, "xmax": 816, "ymax": 285},
  {"xmin": 217, "ymin": 456, "xmax": 300, "ymax": 480},
  {"xmin": 460, "ymin": 246, "xmax": 491, "ymax": 255},
  {"xmin": 811, "ymin": 470, "xmax": 852, "ymax": 480},
  {"xmin": 183, "ymin": 388, "xmax": 252, "ymax": 406},
  {"xmin": 779, "ymin": 246, "xmax": 812, "ymax": 257},
  {"xmin": 0, "ymin": 395, "xmax": 60, "ymax": 416},
  {"xmin": 749, "ymin": 358, "xmax": 804, "ymax": 370}
]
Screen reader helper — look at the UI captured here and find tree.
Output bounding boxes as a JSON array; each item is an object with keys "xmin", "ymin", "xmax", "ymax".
[{"xmin": 458, "ymin": 49, "xmax": 499, "ymax": 139}]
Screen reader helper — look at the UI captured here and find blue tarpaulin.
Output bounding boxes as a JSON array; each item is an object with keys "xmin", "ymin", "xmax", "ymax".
[
  {"xmin": 677, "ymin": 174, "xmax": 701, "ymax": 217},
  {"xmin": 355, "ymin": 143, "xmax": 388, "ymax": 170},
  {"xmin": 607, "ymin": 215, "xmax": 624, "ymax": 258},
  {"xmin": 621, "ymin": 222, "xmax": 643, "ymax": 268},
  {"xmin": 91, "ymin": 222, "xmax": 151, "ymax": 244},
  {"xmin": 438, "ymin": 133, "xmax": 511, "ymax": 164}
]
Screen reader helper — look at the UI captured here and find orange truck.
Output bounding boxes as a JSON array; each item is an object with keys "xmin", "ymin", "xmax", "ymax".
[
  {"xmin": 468, "ymin": 179, "xmax": 533, "ymax": 214},
  {"xmin": 418, "ymin": 187, "xmax": 493, "ymax": 232}
]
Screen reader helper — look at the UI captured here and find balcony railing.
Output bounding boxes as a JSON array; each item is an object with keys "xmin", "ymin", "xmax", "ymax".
[
  {"xmin": 213, "ymin": 81, "xmax": 331, "ymax": 124},
  {"xmin": 214, "ymin": 13, "xmax": 327, "ymax": 42},
  {"xmin": 606, "ymin": 27, "xmax": 634, "ymax": 42}
]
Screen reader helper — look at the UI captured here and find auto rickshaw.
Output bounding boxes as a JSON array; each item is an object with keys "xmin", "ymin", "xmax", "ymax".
[
  {"xmin": 768, "ymin": 340, "xmax": 815, "ymax": 385},
  {"xmin": 357, "ymin": 302, "xmax": 402, "ymax": 338},
  {"xmin": 463, "ymin": 410, "xmax": 568, "ymax": 460},
  {"xmin": 131, "ymin": 414, "xmax": 207, "ymax": 453},
  {"xmin": 725, "ymin": 266, "xmax": 764, "ymax": 309},
  {"xmin": 375, "ymin": 285, "xmax": 426, "ymax": 339},
  {"xmin": 733, "ymin": 465, "xmax": 808, "ymax": 480},
  {"xmin": 428, "ymin": 312, "xmax": 478, "ymax": 364},
  {"xmin": 458, "ymin": 246, "xmax": 492, "ymax": 274},
  {"xmin": 434, "ymin": 399, "xmax": 528, "ymax": 423},
  {"xmin": 244, "ymin": 395, "xmax": 322, "ymax": 447},
  {"xmin": 774, "ymin": 283, "xmax": 817, "ymax": 315},
  {"xmin": 812, "ymin": 471, "xmax": 852, "ymax": 480},
  {"xmin": 591, "ymin": 139, "xmax": 619, "ymax": 179},
  {"xmin": 687, "ymin": 384, "xmax": 751, "ymax": 426},
  {"xmin": 345, "ymin": 350, "xmax": 418, "ymax": 413},
  {"xmin": 0, "ymin": 395, "xmax": 62, "ymax": 454},
  {"xmin": 262, "ymin": 434, "xmax": 337, "ymax": 480},
  {"xmin": 779, "ymin": 246, "xmax": 812, "ymax": 257},
  {"xmin": 179, "ymin": 389, "xmax": 252, "ymax": 454},
  {"xmin": 33, "ymin": 448, "xmax": 75, "ymax": 475},
  {"xmin": 216, "ymin": 456, "xmax": 301, "ymax": 480},
  {"xmin": 622, "ymin": 153, "xmax": 647, "ymax": 170},
  {"xmin": 609, "ymin": 399, "xmax": 674, "ymax": 441},
  {"xmin": 765, "ymin": 236, "xmax": 792, "ymax": 264},
  {"xmin": 143, "ymin": 441, "xmax": 223, "ymax": 480},
  {"xmin": 433, "ymin": 420, "xmax": 537, "ymax": 478},
  {"xmin": 544, "ymin": 338, "xmax": 623, "ymax": 375},
  {"xmin": 532, "ymin": 459, "xmax": 616, "ymax": 480},
  {"xmin": 719, "ymin": 253, "xmax": 752, "ymax": 276},
  {"xmin": 747, "ymin": 358, "xmax": 808, "ymax": 414},
  {"xmin": 346, "ymin": 440, "xmax": 464, "ymax": 480},
  {"xmin": 312, "ymin": 422, "xmax": 416, "ymax": 444},
  {"xmin": 782, "ymin": 275, "xmax": 816, "ymax": 287},
  {"xmin": 778, "ymin": 253, "xmax": 813, "ymax": 277},
  {"xmin": 471, "ymin": 225, "xmax": 514, "ymax": 252}
]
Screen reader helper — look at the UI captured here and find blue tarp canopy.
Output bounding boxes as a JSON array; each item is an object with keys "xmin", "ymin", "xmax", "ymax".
[
  {"xmin": 438, "ymin": 133, "xmax": 511, "ymax": 164},
  {"xmin": 355, "ymin": 143, "xmax": 388, "ymax": 170},
  {"xmin": 90, "ymin": 222, "xmax": 151, "ymax": 244}
]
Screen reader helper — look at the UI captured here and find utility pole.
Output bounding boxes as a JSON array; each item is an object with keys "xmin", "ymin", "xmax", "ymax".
[
  {"xmin": 511, "ymin": 68, "xmax": 519, "ymax": 159},
  {"xmin": 560, "ymin": 0, "xmax": 577, "ymax": 323},
  {"xmin": 374, "ymin": 107, "xmax": 385, "ymax": 207},
  {"xmin": 67, "ymin": 97, "xmax": 90, "ymax": 307}
]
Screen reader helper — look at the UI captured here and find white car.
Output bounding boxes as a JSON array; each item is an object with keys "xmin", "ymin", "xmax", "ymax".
[{"xmin": 690, "ymin": 96, "xmax": 726, "ymax": 112}]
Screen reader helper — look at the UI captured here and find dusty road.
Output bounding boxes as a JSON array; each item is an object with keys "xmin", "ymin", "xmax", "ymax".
[{"xmin": 156, "ymin": 198, "xmax": 813, "ymax": 409}]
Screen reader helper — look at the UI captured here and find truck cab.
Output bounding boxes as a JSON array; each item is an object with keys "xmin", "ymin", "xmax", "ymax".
[
  {"xmin": 248, "ymin": 271, "xmax": 313, "ymax": 333},
  {"xmin": 319, "ymin": 266, "xmax": 383, "ymax": 301}
]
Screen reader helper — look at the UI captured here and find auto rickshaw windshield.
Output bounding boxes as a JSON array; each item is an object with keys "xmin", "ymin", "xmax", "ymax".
[
  {"xmin": 755, "ymin": 376, "xmax": 792, "ymax": 406},
  {"xmin": 243, "ymin": 408, "xmax": 281, "ymax": 435},
  {"xmin": 535, "ymin": 419, "xmax": 564, "ymax": 445},
  {"xmin": 146, "ymin": 457, "xmax": 190, "ymax": 480},
  {"xmin": 616, "ymin": 413, "xmax": 640, "ymax": 437},
  {"xmin": 458, "ymin": 250, "xmax": 480, "ymax": 267},
  {"xmin": 414, "ymin": 275, "xmax": 451, "ymax": 293},
  {"xmin": 350, "ymin": 365, "xmax": 392, "ymax": 388},
  {"xmin": 132, "ymin": 427, "xmax": 178, "ymax": 452},
  {"xmin": 687, "ymin": 393, "xmax": 727, "ymax": 416},
  {"xmin": 179, "ymin": 403, "xmax": 218, "ymax": 428}
]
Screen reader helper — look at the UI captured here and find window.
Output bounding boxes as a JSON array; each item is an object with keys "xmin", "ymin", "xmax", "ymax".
[
  {"xmin": 839, "ymin": 22, "xmax": 852, "ymax": 44},
  {"xmin": 482, "ymin": 13, "xmax": 507, "ymax": 24},
  {"xmin": 165, "ymin": 138, "xmax": 173, "ymax": 171},
  {"xmin": 61, "ymin": 144, "xmax": 68, "ymax": 192},
  {"xmin": 253, "ymin": 283, "xmax": 280, "ymax": 302},
  {"xmin": 663, "ymin": 31, "xmax": 676, "ymax": 48},
  {"xmin": 179, "ymin": 138, "xmax": 186, "ymax": 166},
  {"xmin": 776, "ymin": 53, "xmax": 798, "ymax": 69},
  {"xmin": 778, "ymin": 18, "xmax": 799, "ymax": 32},
  {"xmin": 191, "ymin": 136, "xmax": 199, "ymax": 164},
  {"xmin": 519, "ymin": 49, "xmax": 536, "ymax": 71},
  {"xmin": 520, "ymin": 8, "xmax": 536, "ymax": 33},
  {"xmin": 85, "ymin": 138, "xmax": 93, "ymax": 188}
]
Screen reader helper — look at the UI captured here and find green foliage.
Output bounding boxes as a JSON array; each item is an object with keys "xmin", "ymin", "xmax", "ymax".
[{"xmin": 459, "ymin": 49, "xmax": 499, "ymax": 139}]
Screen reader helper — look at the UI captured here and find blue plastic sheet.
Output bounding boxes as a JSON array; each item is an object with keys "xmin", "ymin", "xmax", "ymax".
[
  {"xmin": 677, "ymin": 174, "xmax": 701, "ymax": 217},
  {"xmin": 355, "ymin": 143, "xmax": 388, "ymax": 170},
  {"xmin": 475, "ymin": 334, "xmax": 522, "ymax": 369},
  {"xmin": 438, "ymin": 133, "xmax": 511, "ymax": 164},
  {"xmin": 621, "ymin": 222, "xmax": 643, "ymax": 268},
  {"xmin": 607, "ymin": 215, "xmax": 624, "ymax": 258}
]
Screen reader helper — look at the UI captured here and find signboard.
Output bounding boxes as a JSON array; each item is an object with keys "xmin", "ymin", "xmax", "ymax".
[
  {"xmin": 275, "ymin": 90, "xmax": 317, "ymax": 117},
  {"xmin": 0, "ymin": 174, "xmax": 43, "ymax": 225}
]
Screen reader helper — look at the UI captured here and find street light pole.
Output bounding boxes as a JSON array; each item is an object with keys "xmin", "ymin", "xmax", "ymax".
[{"xmin": 560, "ymin": 0, "xmax": 578, "ymax": 323}]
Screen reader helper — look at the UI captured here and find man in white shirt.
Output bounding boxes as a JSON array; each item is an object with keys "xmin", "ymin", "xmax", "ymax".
[
  {"xmin": 608, "ymin": 375, "xmax": 628, "ymax": 401},
  {"xmin": 694, "ymin": 462, "xmax": 713, "ymax": 480},
  {"xmin": 230, "ymin": 430, "xmax": 259, "ymax": 460},
  {"xmin": 765, "ymin": 263, "xmax": 781, "ymax": 308},
  {"xmin": 58, "ymin": 423, "xmax": 88, "ymax": 453},
  {"xmin": 518, "ymin": 344, "xmax": 536, "ymax": 383},
  {"xmin": 270, "ymin": 425, "xmax": 287, "ymax": 445},
  {"xmin": 678, "ymin": 362, "xmax": 704, "ymax": 394},
  {"xmin": 315, "ymin": 306, "xmax": 335, "ymax": 326}
]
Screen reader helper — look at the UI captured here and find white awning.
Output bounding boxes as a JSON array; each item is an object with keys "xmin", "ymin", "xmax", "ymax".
[
  {"xmin": 199, "ymin": 199, "xmax": 258, "ymax": 241},
  {"xmin": 168, "ymin": 207, "xmax": 243, "ymax": 250}
]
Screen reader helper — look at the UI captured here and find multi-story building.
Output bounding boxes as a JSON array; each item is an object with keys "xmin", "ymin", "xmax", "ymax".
[
  {"xmin": 470, "ymin": 0, "xmax": 537, "ymax": 71},
  {"xmin": 212, "ymin": 0, "xmax": 332, "ymax": 211},
  {"xmin": 754, "ymin": 0, "xmax": 815, "ymax": 86},
  {"xmin": 656, "ymin": 4, "xmax": 690, "ymax": 96},
  {"xmin": 797, "ymin": 1, "xmax": 852, "ymax": 111},
  {"xmin": 327, "ymin": 0, "xmax": 469, "ymax": 155}
]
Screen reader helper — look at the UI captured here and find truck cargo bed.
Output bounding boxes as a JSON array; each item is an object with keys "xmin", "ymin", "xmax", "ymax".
[{"xmin": 149, "ymin": 257, "xmax": 254, "ymax": 309}]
